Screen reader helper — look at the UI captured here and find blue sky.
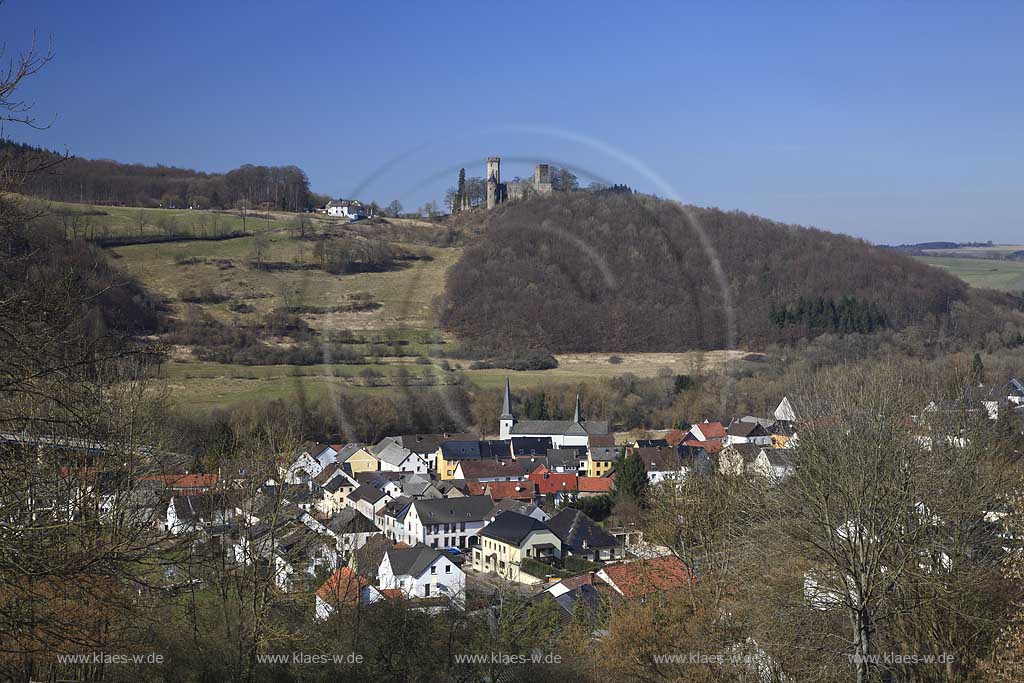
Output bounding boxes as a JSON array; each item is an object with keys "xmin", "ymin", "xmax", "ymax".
[{"xmin": 4, "ymin": 0, "xmax": 1022, "ymax": 243}]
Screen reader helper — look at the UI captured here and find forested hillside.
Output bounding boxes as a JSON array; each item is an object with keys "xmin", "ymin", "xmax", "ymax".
[
  {"xmin": 440, "ymin": 193, "xmax": 1019, "ymax": 352},
  {"xmin": 0, "ymin": 139, "xmax": 323, "ymax": 210}
]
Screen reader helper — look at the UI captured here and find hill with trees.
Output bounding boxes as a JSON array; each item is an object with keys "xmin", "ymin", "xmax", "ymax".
[
  {"xmin": 0, "ymin": 138, "xmax": 325, "ymax": 211},
  {"xmin": 439, "ymin": 193, "xmax": 1023, "ymax": 352}
]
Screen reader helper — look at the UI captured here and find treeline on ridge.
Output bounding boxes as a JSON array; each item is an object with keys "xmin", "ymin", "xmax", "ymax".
[
  {"xmin": 0, "ymin": 139, "xmax": 324, "ymax": 211},
  {"xmin": 440, "ymin": 193, "xmax": 1019, "ymax": 352}
]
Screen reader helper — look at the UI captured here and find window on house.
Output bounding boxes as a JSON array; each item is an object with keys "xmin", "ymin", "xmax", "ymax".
[
  {"xmin": 424, "ymin": 584, "xmax": 430, "ymax": 597},
  {"xmin": 431, "ymin": 566, "xmax": 436, "ymax": 575},
  {"xmin": 445, "ymin": 565, "xmax": 451, "ymax": 574}
]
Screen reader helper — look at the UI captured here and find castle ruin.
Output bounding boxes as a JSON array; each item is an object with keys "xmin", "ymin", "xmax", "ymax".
[{"xmin": 486, "ymin": 156, "xmax": 553, "ymax": 210}]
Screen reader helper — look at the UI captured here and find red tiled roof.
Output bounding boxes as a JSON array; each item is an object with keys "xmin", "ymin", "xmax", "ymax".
[
  {"xmin": 316, "ymin": 567, "xmax": 371, "ymax": 606},
  {"xmin": 556, "ymin": 573, "xmax": 595, "ymax": 591},
  {"xmin": 694, "ymin": 421, "xmax": 727, "ymax": 439},
  {"xmin": 484, "ymin": 481, "xmax": 537, "ymax": 501},
  {"xmin": 588, "ymin": 435, "xmax": 616, "ymax": 447},
  {"xmin": 380, "ymin": 588, "xmax": 404, "ymax": 600},
  {"xmin": 528, "ymin": 468, "xmax": 580, "ymax": 495},
  {"xmin": 577, "ymin": 477, "xmax": 614, "ymax": 493},
  {"xmin": 141, "ymin": 473, "xmax": 220, "ymax": 489},
  {"xmin": 683, "ymin": 440, "xmax": 724, "ymax": 453},
  {"xmin": 663, "ymin": 429, "xmax": 687, "ymax": 447},
  {"xmin": 599, "ymin": 555, "xmax": 695, "ymax": 599}
]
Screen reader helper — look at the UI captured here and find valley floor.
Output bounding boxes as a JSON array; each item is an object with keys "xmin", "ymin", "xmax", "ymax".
[{"xmin": 159, "ymin": 350, "xmax": 751, "ymax": 411}]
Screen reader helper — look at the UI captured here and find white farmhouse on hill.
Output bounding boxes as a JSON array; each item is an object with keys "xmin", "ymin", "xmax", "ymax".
[{"xmin": 325, "ymin": 199, "xmax": 364, "ymax": 219}]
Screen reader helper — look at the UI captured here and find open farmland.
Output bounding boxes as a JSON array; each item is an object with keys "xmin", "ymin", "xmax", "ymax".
[{"xmin": 915, "ymin": 254, "xmax": 1024, "ymax": 292}]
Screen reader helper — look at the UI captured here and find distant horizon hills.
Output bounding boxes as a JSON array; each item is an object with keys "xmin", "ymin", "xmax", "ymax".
[{"xmin": 4, "ymin": 137, "xmax": 1019, "ymax": 250}]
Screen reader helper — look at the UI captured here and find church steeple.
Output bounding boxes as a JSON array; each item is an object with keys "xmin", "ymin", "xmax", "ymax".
[
  {"xmin": 499, "ymin": 377, "xmax": 516, "ymax": 440},
  {"xmin": 573, "ymin": 393, "xmax": 582, "ymax": 424},
  {"xmin": 501, "ymin": 376, "xmax": 513, "ymax": 419}
]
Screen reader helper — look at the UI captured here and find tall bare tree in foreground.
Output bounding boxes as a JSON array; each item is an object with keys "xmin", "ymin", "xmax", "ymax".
[
  {"xmin": 745, "ymin": 362, "xmax": 1014, "ymax": 682},
  {"xmin": 0, "ymin": 25, "xmax": 173, "ymax": 682}
]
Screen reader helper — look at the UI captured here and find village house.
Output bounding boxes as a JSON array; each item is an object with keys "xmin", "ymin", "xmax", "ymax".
[
  {"xmin": 165, "ymin": 492, "xmax": 236, "ymax": 535},
  {"xmin": 536, "ymin": 573, "xmax": 602, "ymax": 625},
  {"xmin": 718, "ymin": 443, "xmax": 773, "ymax": 477},
  {"xmin": 633, "ymin": 446, "xmax": 686, "ymax": 484},
  {"xmin": 576, "ymin": 476, "xmax": 615, "ymax": 497},
  {"xmin": 585, "ymin": 446, "xmax": 623, "ymax": 477},
  {"xmin": 344, "ymin": 446, "xmax": 383, "ymax": 474},
  {"xmin": 685, "ymin": 420, "xmax": 728, "ymax": 443},
  {"xmin": 725, "ymin": 420, "xmax": 773, "ymax": 446},
  {"xmin": 386, "ymin": 432, "xmax": 482, "ymax": 470},
  {"xmin": 471, "ymin": 511, "xmax": 563, "ymax": 584},
  {"xmin": 314, "ymin": 567, "xmax": 383, "ymax": 620},
  {"xmin": 547, "ymin": 507, "xmax": 624, "ymax": 562},
  {"xmin": 528, "ymin": 465, "xmax": 581, "ymax": 506},
  {"xmin": 315, "ymin": 469, "xmax": 354, "ymax": 517},
  {"xmin": 372, "ymin": 440, "xmax": 429, "ymax": 474},
  {"xmin": 346, "ymin": 483, "xmax": 390, "ymax": 519},
  {"xmin": 596, "ymin": 555, "xmax": 695, "ymax": 601},
  {"xmin": 402, "ymin": 495, "xmax": 495, "ymax": 550},
  {"xmin": 140, "ymin": 472, "xmax": 220, "ymax": 494},
  {"xmin": 452, "ymin": 457, "xmax": 537, "ymax": 482},
  {"xmin": 718, "ymin": 443, "xmax": 794, "ymax": 479},
  {"xmin": 283, "ymin": 448, "xmax": 324, "ymax": 485},
  {"xmin": 323, "ymin": 507, "xmax": 379, "ymax": 560},
  {"xmin": 1008, "ymin": 379, "xmax": 1024, "ymax": 405},
  {"xmin": 325, "ymin": 199, "xmax": 364, "ymax": 219},
  {"xmin": 377, "ymin": 545, "xmax": 465, "ymax": 608},
  {"xmin": 271, "ymin": 525, "xmax": 339, "ymax": 592},
  {"xmin": 467, "ymin": 480, "xmax": 538, "ymax": 503},
  {"xmin": 544, "ymin": 447, "xmax": 588, "ymax": 473},
  {"xmin": 375, "ymin": 495, "xmax": 414, "ymax": 543},
  {"xmin": 348, "ymin": 533, "xmax": 393, "ymax": 579},
  {"xmin": 488, "ymin": 499, "xmax": 549, "ymax": 522},
  {"xmin": 510, "ymin": 437, "xmax": 554, "ymax": 457},
  {"xmin": 436, "ymin": 439, "xmax": 512, "ymax": 480}
]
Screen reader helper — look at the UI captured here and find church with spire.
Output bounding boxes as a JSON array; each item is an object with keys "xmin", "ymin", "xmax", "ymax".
[{"xmin": 497, "ymin": 377, "xmax": 609, "ymax": 448}]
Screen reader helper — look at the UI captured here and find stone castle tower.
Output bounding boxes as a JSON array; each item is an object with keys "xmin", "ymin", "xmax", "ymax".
[
  {"xmin": 534, "ymin": 163, "xmax": 549, "ymax": 186},
  {"xmin": 486, "ymin": 156, "xmax": 501, "ymax": 210}
]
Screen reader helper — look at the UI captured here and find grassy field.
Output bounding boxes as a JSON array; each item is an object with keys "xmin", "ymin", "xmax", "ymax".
[
  {"xmin": 155, "ymin": 350, "xmax": 753, "ymax": 410},
  {"xmin": 111, "ymin": 229, "xmax": 461, "ymax": 329},
  {"xmin": 915, "ymin": 255, "xmax": 1024, "ymax": 292},
  {"xmin": 20, "ymin": 195, "xmax": 298, "ymax": 238},
  {"xmin": 38, "ymin": 197, "xmax": 758, "ymax": 410}
]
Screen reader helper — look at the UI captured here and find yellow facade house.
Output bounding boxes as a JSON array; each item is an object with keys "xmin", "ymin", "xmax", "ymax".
[
  {"xmin": 344, "ymin": 447, "xmax": 380, "ymax": 474},
  {"xmin": 585, "ymin": 446, "xmax": 623, "ymax": 478},
  {"xmin": 471, "ymin": 511, "xmax": 562, "ymax": 585}
]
